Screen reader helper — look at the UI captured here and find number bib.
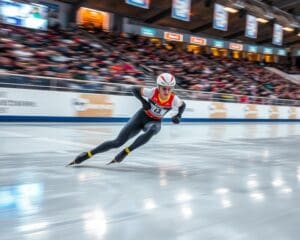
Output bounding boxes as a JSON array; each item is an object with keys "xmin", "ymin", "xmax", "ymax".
[{"xmin": 144, "ymin": 88, "xmax": 175, "ymax": 120}]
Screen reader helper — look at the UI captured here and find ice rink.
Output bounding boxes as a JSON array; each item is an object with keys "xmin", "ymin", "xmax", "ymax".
[{"xmin": 1, "ymin": 122, "xmax": 300, "ymax": 240}]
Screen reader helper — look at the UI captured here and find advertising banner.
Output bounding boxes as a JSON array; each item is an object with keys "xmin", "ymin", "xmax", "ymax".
[
  {"xmin": 245, "ymin": 14, "xmax": 257, "ymax": 38},
  {"xmin": 213, "ymin": 40, "xmax": 225, "ymax": 48},
  {"xmin": 125, "ymin": 0, "xmax": 149, "ymax": 9},
  {"xmin": 0, "ymin": 88, "xmax": 299, "ymax": 120},
  {"xmin": 229, "ymin": 43, "xmax": 243, "ymax": 51},
  {"xmin": 277, "ymin": 49, "xmax": 287, "ymax": 56},
  {"xmin": 140, "ymin": 27, "xmax": 156, "ymax": 37},
  {"xmin": 273, "ymin": 23, "xmax": 283, "ymax": 46},
  {"xmin": 0, "ymin": 0, "xmax": 48, "ymax": 30},
  {"xmin": 213, "ymin": 3, "xmax": 228, "ymax": 31},
  {"xmin": 263, "ymin": 47, "xmax": 273, "ymax": 54},
  {"xmin": 164, "ymin": 32, "xmax": 183, "ymax": 42},
  {"xmin": 247, "ymin": 45, "xmax": 258, "ymax": 53},
  {"xmin": 190, "ymin": 36, "xmax": 207, "ymax": 45},
  {"xmin": 172, "ymin": 0, "xmax": 191, "ymax": 21}
]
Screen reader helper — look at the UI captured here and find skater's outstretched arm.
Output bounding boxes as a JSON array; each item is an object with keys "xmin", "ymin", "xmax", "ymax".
[
  {"xmin": 132, "ymin": 87, "xmax": 151, "ymax": 110},
  {"xmin": 172, "ymin": 101, "xmax": 186, "ymax": 124}
]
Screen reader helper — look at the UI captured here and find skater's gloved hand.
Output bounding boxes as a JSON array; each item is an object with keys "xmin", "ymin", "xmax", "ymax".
[
  {"xmin": 142, "ymin": 101, "xmax": 151, "ymax": 110},
  {"xmin": 171, "ymin": 115, "xmax": 181, "ymax": 124}
]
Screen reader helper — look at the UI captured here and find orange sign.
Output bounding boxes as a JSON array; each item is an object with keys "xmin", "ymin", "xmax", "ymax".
[
  {"xmin": 164, "ymin": 32, "xmax": 183, "ymax": 42},
  {"xmin": 77, "ymin": 7, "xmax": 107, "ymax": 29},
  {"xmin": 269, "ymin": 106, "xmax": 279, "ymax": 119},
  {"xmin": 74, "ymin": 94, "xmax": 113, "ymax": 117},
  {"xmin": 209, "ymin": 102, "xmax": 227, "ymax": 118},
  {"xmin": 244, "ymin": 104, "xmax": 258, "ymax": 119},
  {"xmin": 229, "ymin": 43, "xmax": 243, "ymax": 51},
  {"xmin": 190, "ymin": 36, "xmax": 207, "ymax": 46},
  {"xmin": 288, "ymin": 107, "xmax": 297, "ymax": 119}
]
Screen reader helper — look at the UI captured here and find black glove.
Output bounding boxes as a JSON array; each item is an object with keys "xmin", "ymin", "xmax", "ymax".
[
  {"xmin": 171, "ymin": 115, "xmax": 181, "ymax": 124},
  {"xmin": 142, "ymin": 101, "xmax": 151, "ymax": 110}
]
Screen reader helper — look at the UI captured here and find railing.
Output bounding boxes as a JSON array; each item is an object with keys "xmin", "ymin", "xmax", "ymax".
[{"xmin": 0, "ymin": 72, "xmax": 299, "ymax": 107}]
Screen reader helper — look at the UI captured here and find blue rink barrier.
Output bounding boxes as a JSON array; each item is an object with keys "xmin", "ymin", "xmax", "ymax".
[{"xmin": 0, "ymin": 116, "xmax": 300, "ymax": 122}]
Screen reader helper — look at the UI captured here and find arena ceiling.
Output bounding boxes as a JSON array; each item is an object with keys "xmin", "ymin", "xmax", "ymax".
[{"xmin": 63, "ymin": 0, "xmax": 300, "ymax": 48}]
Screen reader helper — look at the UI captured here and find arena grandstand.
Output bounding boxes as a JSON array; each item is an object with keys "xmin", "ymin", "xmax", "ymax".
[{"xmin": 0, "ymin": 0, "xmax": 300, "ymax": 107}]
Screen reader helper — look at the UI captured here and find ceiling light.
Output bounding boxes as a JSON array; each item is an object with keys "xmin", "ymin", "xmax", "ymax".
[
  {"xmin": 256, "ymin": 18, "xmax": 268, "ymax": 23},
  {"xmin": 282, "ymin": 27, "xmax": 294, "ymax": 32},
  {"xmin": 224, "ymin": 7, "xmax": 238, "ymax": 13}
]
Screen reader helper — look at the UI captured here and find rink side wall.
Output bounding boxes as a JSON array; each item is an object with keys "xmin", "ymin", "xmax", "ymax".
[{"xmin": 0, "ymin": 88, "xmax": 300, "ymax": 122}]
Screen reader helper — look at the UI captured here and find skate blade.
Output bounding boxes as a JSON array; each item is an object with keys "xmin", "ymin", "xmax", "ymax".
[
  {"xmin": 66, "ymin": 161, "xmax": 76, "ymax": 167},
  {"xmin": 106, "ymin": 159, "xmax": 118, "ymax": 165}
]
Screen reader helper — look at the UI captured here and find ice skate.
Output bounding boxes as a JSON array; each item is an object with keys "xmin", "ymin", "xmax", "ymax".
[
  {"xmin": 107, "ymin": 149, "xmax": 128, "ymax": 165},
  {"xmin": 67, "ymin": 152, "xmax": 90, "ymax": 166}
]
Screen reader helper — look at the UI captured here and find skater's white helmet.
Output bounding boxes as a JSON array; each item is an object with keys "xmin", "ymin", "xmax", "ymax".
[{"xmin": 156, "ymin": 73, "xmax": 176, "ymax": 87}]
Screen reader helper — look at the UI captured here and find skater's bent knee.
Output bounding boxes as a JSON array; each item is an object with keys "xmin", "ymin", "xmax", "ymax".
[{"xmin": 148, "ymin": 124, "xmax": 161, "ymax": 135}]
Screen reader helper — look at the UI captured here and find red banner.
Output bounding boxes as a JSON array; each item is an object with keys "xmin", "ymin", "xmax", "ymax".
[
  {"xmin": 164, "ymin": 32, "xmax": 183, "ymax": 42},
  {"xmin": 229, "ymin": 43, "xmax": 243, "ymax": 51},
  {"xmin": 190, "ymin": 36, "xmax": 207, "ymax": 46}
]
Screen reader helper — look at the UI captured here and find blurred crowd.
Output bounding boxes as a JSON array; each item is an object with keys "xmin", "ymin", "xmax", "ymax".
[
  {"xmin": 0, "ymin": 23, "xmax": 299, "ymax": 102},
  {"xmin": 94, "ymin": 31, "xmax": 299, "ymax": 101},
  {"xmin": 0, "ymin": 23, "xmax": 146, "ymax": 90},
  {"xmin": 212, "ymin": 57, "xmax": 300, "ymax": 100}
]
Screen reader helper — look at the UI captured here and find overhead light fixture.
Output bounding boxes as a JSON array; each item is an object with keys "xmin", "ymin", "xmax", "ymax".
[
  {"xmin": 224, "ymin": 7, "xmax": 238, "ymax": 13},
  {"xmin": 297, "ymin": 32, "xmax": 300, "ymax": 37},
  {"xmin": 233, "ymin": 0, "xmax": 245, "ymax": 9},
  {"xmin": 256, "ymin": 18, "xmax": 269, "ymax": 23},
  {"xmin": 264, "ymin": 9, "xmax": 274, "ymax": 20},
  {"xmin": 264, "ymin": 14, "xmax": 274, "ymax": 20},
  {"xmin": 282, "ymin": 27, "xmax": 294, "ymax": 32}
]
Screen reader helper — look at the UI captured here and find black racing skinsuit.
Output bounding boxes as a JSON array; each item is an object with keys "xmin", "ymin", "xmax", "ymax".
[
  {"xmin": 90, "ymin": 108, "xmax": 161, "ymax": 155},
  {"xmin": 90, "ymin": 87, "xmax": 163, "ymax": 155}
]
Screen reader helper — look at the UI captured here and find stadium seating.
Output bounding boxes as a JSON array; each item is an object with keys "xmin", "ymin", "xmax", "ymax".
[{"xmin": 0, "ymin": 23, "xmax": 299, "ymax": 102}]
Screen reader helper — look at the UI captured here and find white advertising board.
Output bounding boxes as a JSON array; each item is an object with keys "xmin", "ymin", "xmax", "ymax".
[{"xmin": 0, "ymin": 88, "xmax": 299, "ymax": 120}]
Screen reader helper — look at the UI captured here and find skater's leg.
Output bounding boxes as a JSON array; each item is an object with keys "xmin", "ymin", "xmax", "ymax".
[
  {"xmin": 91, "ymin": 119, "xmax": 141, "ymax": 154},
  {"xmin": 109, "ymin": 121, "xmax": 161, "ymax": 164},
  {"xmin": 128, "ymin": 121, "xmax": 161, "ymax": 151},
  {"xmin": 67, "ymin": 110, "xmax": 144, "ymax": 165}
]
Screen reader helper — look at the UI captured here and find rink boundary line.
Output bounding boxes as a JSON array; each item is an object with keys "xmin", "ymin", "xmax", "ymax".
[{"xmin": 0, "ymin": 116, "xmax": 300, "ymax": 122}]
